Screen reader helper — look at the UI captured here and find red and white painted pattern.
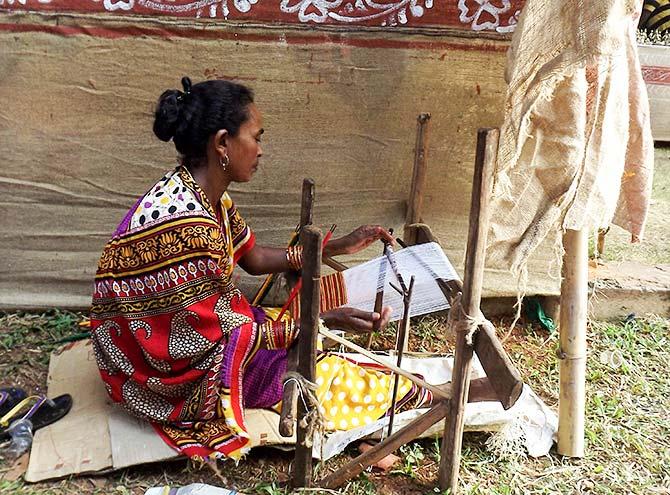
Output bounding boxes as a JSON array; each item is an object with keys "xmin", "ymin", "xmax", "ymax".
[
  {"xmin": 642, "ymin": 65, "xmax": 670, "ymax": 86},
  {"xmin": 0, "ymin": 0, "xmax": 525, "ymax": 30}
]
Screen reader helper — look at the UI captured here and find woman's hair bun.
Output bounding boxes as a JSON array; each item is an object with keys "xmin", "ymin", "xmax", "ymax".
[
  {"xmin": 153, "ymin": 88, "xmax": 182, "ymax": 142},
  {"xmin": 153, "ymin": 75, "xmax": 193, "ymax": 143},
  {"xmin": 181, "ymin": 76, "xmax": 192, "ymax": 95}
]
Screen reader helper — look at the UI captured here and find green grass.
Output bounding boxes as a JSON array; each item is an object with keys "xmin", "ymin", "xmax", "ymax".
[
  {"xmin": 597, "ymin": 146, "xmax": 670, "ymax": 265},
  {"xmin": 1, "ymin": 312, "xmax": 668, "ymax": 494}
]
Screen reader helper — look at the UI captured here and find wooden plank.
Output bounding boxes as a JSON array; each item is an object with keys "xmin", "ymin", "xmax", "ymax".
[
  {"xmin": 321, "ymin": 400, "xmax": 450, "ymax": 490},
  {"xmin": 319, "ymin": 327, "xmax": 451, "ymax": 401},
  {"xmin": 291, "ymin": 225, "xmax": 322, "ymax": 489},
  {"xmin": 439, "ymin": 128, "xmax": 499, "ymax": 493},
  {"xmin": 557, "ymin": 229, "xmax": 588, "ymax": 457},
  {"xmin": 474, "ymin": 321, "xmax": 523, "ymax": 410},
  {"xmin": 404, "ymin": 113, "xmax": 431, "ymax": 246}
]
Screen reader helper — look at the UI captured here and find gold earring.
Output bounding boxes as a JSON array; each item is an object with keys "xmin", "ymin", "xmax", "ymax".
[{"xmin": 220, "ymin": 155, "xmax": 229, "ymax": 171}]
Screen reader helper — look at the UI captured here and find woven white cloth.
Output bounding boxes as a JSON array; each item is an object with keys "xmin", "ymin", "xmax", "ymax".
[{"xmin": 487, "ymin": 0, "xmax": 654, "ymax": 275}]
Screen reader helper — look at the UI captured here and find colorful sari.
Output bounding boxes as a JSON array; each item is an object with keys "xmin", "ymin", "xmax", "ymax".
[{"xmin": 91, "ymin": 166, "xmax": 423, "ymax": 461}]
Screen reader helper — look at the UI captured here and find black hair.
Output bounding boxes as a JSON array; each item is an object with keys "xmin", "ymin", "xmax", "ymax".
[{"xmin": 153, "ymin": 76, "xmax": 255, "ymax": 168}]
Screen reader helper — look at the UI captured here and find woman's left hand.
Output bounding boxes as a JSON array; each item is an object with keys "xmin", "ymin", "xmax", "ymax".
[{"xmin": 324, "ymin": 225, "xmax": 395, "ymax": 257}]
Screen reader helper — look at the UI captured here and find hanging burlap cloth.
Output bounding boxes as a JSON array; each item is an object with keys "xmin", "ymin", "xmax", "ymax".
[{"xmin": 487, "ymin": 0, "xmax": 654, "ymax": 279}]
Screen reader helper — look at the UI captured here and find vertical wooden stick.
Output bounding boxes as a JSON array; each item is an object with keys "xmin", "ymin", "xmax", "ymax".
[
  {"xmin": 557, "ymin": 228, "xmax": 588, "ymax": 457},
  {"xmin": 279, "ymin": 178, "xmax": 315, "ymax": 438},
  {"xmin": 300, "ymin": 178, "xmax": 315, "ymax": 227},
  {"xmin": 404, "ymin": 113, "xmax": 431, "ymax": 246},
  {"xmin": 439, "ymin": 128, "xmax": 499, "ymax": 493},
  {"xmin": 366, "ymin": 242, "xmax": 388, "ymax": 349},
  {"xmin": 292, "ymin": 225, "xmax": 322, "ymax": 489},
  {"xmin": 388, "ymin": 276, "xmax": 414, "ymax": 437}
]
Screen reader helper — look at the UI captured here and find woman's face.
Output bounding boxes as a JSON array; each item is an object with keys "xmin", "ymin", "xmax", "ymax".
[{"xmin": 226, "ymin": 103, "xmax": 264, "ymax": 183}]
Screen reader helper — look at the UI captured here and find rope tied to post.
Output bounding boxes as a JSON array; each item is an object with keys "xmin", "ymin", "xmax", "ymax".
[
  {"xmin": 448, "ymin": 293, "xmax": 488, "ymax": 346},
  {"xmin": 282, "ymin": 371, "xmax": 325, "ymax": 450}
]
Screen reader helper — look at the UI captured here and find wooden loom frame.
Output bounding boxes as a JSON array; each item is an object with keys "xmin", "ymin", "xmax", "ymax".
[{"xmin": 281, "ymin": 127, "xmax": 522, "ymax": 494}]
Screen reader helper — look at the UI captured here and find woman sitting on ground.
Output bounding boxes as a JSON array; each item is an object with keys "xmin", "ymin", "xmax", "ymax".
[{"xmin": 90, "ymin": 77, "xmax": 430, "ymax": 461}]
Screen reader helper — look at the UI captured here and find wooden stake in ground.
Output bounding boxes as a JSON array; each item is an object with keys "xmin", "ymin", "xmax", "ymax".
[
  {"xmin": 557, "ymin": 228, "xmax": 588, "ymax": 457},
  {"xmin": 366, "ymin": 242, "xmax": 388, "ymax": 349},
  {"xmin": 404, "ymin": 113, "xmax": 431, "ymax": 246},
  {"xmin": 388, "ymin": 276, "xmax": 414, "ymax": 437},
  {"xmin": 279, "ymin": 179, "xmax": 315, "ymax": 438},
  {"xmin": 291, "ymin": 225, "xmax": 322, "ymax": 489},
  {"xmin": 439, "ymin": 128, "xmax": 499, "ymax": 493}
]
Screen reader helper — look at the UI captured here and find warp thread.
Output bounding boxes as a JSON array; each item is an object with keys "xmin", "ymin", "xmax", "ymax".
[
  {"xmin": 447, "ymin": 293, "xmax": 488, "ymax": 346},
  {"xmin": 282, "ymin": 371, "xmax": 325, "ymax": 451}
]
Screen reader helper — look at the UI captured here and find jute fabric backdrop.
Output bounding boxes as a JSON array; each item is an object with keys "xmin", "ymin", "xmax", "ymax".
[{"xmin": 0, "ymin": 18, "xmax": 562, "ymax": 309}]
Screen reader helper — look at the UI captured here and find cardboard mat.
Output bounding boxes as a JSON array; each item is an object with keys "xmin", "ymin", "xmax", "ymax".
[{"xmin": 27, "ymin": 340, "xmax": 557, "ymax": 482}]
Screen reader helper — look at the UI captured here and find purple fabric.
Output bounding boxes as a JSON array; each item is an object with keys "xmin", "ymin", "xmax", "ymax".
[
  {"xmin": 114, "ymin": 195, "xmax": 144, "ymax": 236},
  {"xmin": 222, "ymin": 306, "xmax": 288, "ymax": 409},
  {"xmin": 242, "ymin": 348, "xmax": 287, "ymax": 408}
]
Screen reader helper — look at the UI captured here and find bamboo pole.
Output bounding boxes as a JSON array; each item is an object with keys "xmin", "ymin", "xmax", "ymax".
[
  {"xmin": 439, "ymin": 128, "xmax": 498, "ymax": 493},
  {"xmin": 291, "ymin": 225, "xmax": 322, "ymax": 488},
  {"xmin": 557, "ymin": 228, "xmax": 588, "ymax": 457}
]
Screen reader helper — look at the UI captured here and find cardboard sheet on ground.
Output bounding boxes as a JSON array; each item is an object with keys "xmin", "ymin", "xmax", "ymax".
[{"xmin": 27, "ymin": 340, "xmax": 557, "ymax": 482}]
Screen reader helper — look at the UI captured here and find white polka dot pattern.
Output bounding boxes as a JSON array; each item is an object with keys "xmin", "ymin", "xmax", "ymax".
[{"xmin": 314, "ymin": 354, "xmax": 414, "ymax": 432}]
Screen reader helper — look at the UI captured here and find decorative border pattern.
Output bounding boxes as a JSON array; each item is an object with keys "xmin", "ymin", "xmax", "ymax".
[
  {"xmin": 642, "ymin": 65, "xmax": 670, "ymax": 86},
  {"xmin": 0, "ymin": 0, "xmax": 525, "ymax": 31}
]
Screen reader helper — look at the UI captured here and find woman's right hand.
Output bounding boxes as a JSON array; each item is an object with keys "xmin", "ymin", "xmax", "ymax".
[{"xmin": 320, "ymin": 306, "xmax": 393, "ymax": 335}]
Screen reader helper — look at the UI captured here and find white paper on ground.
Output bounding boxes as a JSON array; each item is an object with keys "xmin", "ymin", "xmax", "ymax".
[{"xmin": 145, "ymin": 483, "xmax": 244, "ymax": 495}]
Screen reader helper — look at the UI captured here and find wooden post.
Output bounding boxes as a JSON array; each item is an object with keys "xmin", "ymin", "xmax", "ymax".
[
  {"xmin": 439, "ymin": 128, "xmax": 498, "ymax": 493},
  {"xmin": 388, "ymin": 276, "xmax": 414, "ymax": 437},
  {"xmin": 300, "ymin": 178, "xmax": 315, "ymax": 227},
  {"xmin": 279, "ymin": 179, "xmax": 315, "ymax": 438},
  {"xmin": 557, "ymin": 228, "xmax": 588, "ymax": 457},
  {"xmin": 366, "ymin": 243, "xmax": 388, "ymax": 349},
  {"xmin": 291, "ymin": 225, "xmax": 322, "ymax": 489},
  {"xmin": 404, "ymin": 113, "xmax": 431, "ymax": 246}
]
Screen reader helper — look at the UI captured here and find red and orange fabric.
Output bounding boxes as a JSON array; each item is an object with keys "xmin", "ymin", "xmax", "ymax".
[{"xmin": 91, "ymin": 166, "xmax": 294, "ymax": 460}]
